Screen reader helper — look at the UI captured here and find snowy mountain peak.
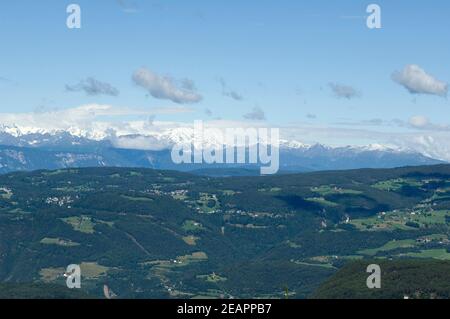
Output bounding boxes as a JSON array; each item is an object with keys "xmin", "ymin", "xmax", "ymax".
[{"xmin": 279, "ymin": 139, "xmax": 312, "ymax": 149}]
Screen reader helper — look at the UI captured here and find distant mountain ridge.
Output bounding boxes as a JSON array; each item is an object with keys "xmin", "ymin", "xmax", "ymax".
[{"xmin": 0, "ymin": 125, "xmax": 444, "ymax": 174}]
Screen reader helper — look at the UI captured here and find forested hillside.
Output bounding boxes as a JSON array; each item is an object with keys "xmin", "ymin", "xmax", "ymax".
[
  {"xmin": 0, "ymin": 165, "xmax": 449, "ymax": 298},
  {"xmin": 312, "ymin": 260, "xmax": 450, "ymax": 299}
]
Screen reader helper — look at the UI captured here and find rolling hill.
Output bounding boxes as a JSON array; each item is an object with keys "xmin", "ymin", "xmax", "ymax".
[
  {"xmin": 311, "ymin": 259, "xmax": 450, "ymax": 299},
  {"xmin": 0, "ymin": 165, "xmax": 449, "ymax": 298}
]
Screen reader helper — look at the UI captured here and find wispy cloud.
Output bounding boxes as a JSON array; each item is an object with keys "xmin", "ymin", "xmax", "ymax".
[
  {"xmin": 328, "ymin": 82, "xmax": 361, "ymax": 99},
  {"xmin": 66, "ymin": 78, "xmax": 120, "ymax": 97},
  {"xmin": 218, "ymin": 77, "xmax": 244, "ymax": 101},
  {"xmin": 334, "ymin": 116, "xmax": 450, "ymax": 132},
  {"xmin": 392, "ymin": 64, "xmax": 448, "ymax": 97},
  {"xmin": 0, "ymin": 76, "xmax": 17, "ymax": 86},
  {"xmin": 334, "ymin": 118, "xmax": 390, "ymax": 127},
  {"xmin": 133, "ymin": 67, "xmax": 203, "ymax": 104},
  {"xmin": 243, "ymin": 106, "xmax": 266, "ymax": 121},
  {"xmin": 116, "ymin": 0, "xmax": 139, "ymax": 13}
]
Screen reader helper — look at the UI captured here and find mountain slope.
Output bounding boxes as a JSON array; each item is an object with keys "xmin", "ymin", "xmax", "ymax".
[
  {"xmin": 0, "ymin": 165, "xmax": 449, "ymax": 298},
  {"xmin": 0, "ymin": 283, "xmax": 94, "ymax": 299},
  {"xmin": 311, "ymin": 260, "xmax": 450, "ymax": 299},
  {"xmin": 0, "ymin": 143, "xmax": 442, "ymax": 175}
]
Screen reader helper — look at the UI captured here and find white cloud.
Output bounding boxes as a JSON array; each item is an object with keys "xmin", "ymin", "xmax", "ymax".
[
  {"xmin": 407, "ymin": 115, "xmax": 450, "ymax": 132},
  {"xmin": 132, "ymin": 67, "xmax": 203, "ymax": 104},
  {"xmin": 392, "ymin": 64, "xmax": 448, "ymax": 97},
  {"xmin": 390, "ymin": 133, "xmax": 450, "ymax": 161},
  {"xmin": 409, "ymin": 115, "xmax": 430, "ymax": 128}
]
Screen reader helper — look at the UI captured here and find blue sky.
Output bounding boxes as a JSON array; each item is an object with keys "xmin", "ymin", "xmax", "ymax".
[{"xmin": 0, "ymin": 1, "xmax": 450, "ymax": 155}]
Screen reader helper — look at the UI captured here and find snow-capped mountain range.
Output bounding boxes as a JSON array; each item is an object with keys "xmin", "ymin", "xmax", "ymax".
[
  {"xmin": 0, "ymin": 124, "xmax": 404, "ymax": 152},
  {"xmin": 0, "ymin": 124, "xmax": 443, "ymax": 175}
]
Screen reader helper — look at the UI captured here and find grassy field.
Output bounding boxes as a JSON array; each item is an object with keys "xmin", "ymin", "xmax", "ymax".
[
  {"xmin": 120, "ymin": 195, "xmax": 153, "ymax": 202},
  {"xmin": 292, "ymin": 261, "xmax": 337, "ymax": 269},
  {"xmin": 222, "ymin": 190, "xmax": 239, "ymax": 196},
  {"xmin": 39, "ymin": 267, "xmax": 65, "ymax": 282},
  {"xmin": 196, "ymin": 193, "xmax": 220, "ymax": 213},
  {"xmin": 39, "ymin": 262, "xmax": 109, "ymax": 283},
  {"xmin": 372, "ymin": 178, "xmax": 423, "ymax": 191},
  {"xmin": 350, "ymin": 209, "xmax": 449, "ymax": 231},
  {"xmin": 53, "ymin": 185, "xmax": 94, "ymax": 192},
  {"xmin": 311, "ymin": 185, "xmax": 362, "ymax": 196},
  {"xmin": 80, "ymin": 262, "xmax": 110, "ymax": 278},
  {"xmin": 306, "ymin": 197, "xmax": 338, "ymax": 207},
  {"xmin": 182, "ymin": 235, "xmax": 199, "ymax": 246},
  {"xmin": 197, "ymin": 273, "xmax": 227, "ymax": 283},
  {"xmin": 358, "ymin": 239, "xmax": 416, "ymax": 256},
  {"xmin": 0, "ymin": 187, "xmax": 13, "ymax": 199},
  {"xmin": 182, "ymin": 220, "xmax": 204, "ymax": 233},
  {"xmin": 403, "ymin": 249, "xmax": 450, "ymax": 260},
  {"xmin": 62, "ymin": 216, "xmax": 95, "ymax": 234},
  {"xmin": 258, "ymin": 187, "xmax": 282, "ymax": 193},
  {"xmin": 40, "ymin": 237, "xmax": 80, "ymax": 247}
]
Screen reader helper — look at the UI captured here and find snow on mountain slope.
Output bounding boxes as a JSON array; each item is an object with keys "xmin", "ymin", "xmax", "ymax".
[
  {"xmin": 0, "ymin": 123, "xmax": 444, "ymax": 175},
  {"xmin": 0, "ymin": 124, "xmax": 401, "ymax": 153}
]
